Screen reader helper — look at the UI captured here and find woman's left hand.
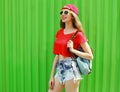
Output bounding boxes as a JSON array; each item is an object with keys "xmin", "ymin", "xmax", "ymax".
[{"xmin": 67, "ymin": 40, "xmax": 74, "ymax": 51}]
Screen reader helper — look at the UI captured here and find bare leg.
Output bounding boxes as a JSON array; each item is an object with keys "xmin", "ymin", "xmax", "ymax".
[
  {"xmin": 65, "ymin": 79, "xmax": 80, "ymax": 92},
  {"xmin": 48, "ymin": 77, "xmax": 64, "ymax": 92}
]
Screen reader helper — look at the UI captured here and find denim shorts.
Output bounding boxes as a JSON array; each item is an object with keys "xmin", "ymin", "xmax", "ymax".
[{"xmin": 55, "ymin": 57, "xmax": 83, "ymax": 84}]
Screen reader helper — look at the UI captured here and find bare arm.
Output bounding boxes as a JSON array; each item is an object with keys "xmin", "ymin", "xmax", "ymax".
[
  {"xmin": 50, "ymin": 55, "xmax": 59, "ymax": 78},
  {"xmin": 67, "ymin": 40, "xmax": 93, "ymax": 60},
  {"xmin": 49, "ymin": 55, "xmax": 59, "ymax": 90}
]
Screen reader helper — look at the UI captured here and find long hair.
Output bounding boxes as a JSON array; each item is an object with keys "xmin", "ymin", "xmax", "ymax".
[{"xmin": 60, "ymin": 11, "xmax": 85, "ymax": 34}]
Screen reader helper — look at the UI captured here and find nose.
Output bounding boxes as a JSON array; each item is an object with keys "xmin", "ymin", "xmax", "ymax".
[{"xmin": 61, "ymin": 13, "xmax": 65, "ymax": 16}]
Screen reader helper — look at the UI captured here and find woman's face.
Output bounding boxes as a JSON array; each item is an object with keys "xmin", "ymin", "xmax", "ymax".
[{"xmin": 60, "ymin": 9, "xmax": 73, "ymax": 23}]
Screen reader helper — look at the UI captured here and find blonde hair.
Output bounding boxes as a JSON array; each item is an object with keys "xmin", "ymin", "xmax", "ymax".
[{"xmin": 60, "ymin": 11, "xmax": 85, "ymax": 34}]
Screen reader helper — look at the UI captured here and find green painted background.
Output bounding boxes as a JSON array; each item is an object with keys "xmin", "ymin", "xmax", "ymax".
[{"xmin": 0, "ymin": 0, "xmax": 120, "ymax": 92}]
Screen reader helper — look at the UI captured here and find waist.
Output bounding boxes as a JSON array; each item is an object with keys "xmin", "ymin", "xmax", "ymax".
[{"xmin": 58, "ymin": 55, "xmax": 72, "ymax": 62}]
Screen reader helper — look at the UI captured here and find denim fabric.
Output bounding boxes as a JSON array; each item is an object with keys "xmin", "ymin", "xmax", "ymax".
[{"xmin": 55, "ymin": 58, "xmax": 83, "ymax": 84}]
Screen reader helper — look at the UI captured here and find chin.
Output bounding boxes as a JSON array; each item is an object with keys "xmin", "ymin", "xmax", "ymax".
[{"xmin": 62, "ymin": 20, "xmax": 66, "ymax": 23}]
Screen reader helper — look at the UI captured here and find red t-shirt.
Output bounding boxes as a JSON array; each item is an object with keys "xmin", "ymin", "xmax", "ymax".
[{"xmin": 53, "ymin": 28, "xmax": 87, "ymax": 57}]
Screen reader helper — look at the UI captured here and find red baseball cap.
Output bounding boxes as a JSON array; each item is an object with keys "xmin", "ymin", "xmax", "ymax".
[{"xmin": 62, "ymin": 4, "xmax": 78, "ymax": 15}]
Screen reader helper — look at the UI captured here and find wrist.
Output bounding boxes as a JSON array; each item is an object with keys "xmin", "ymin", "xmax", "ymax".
[
  {"xmin": 50, "ymin": 72, "xmax": 54, "ymax": 78},
  {"xmin": 70, "ymin": 48, "xmax": 75, "ymax": 53},
  {"xmin": 50, "ymin": 76, "xmax": 54, "ymax": 78}
]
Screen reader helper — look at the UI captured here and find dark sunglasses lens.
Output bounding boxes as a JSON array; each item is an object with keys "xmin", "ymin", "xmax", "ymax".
[
  {"xmin": 60, "ymin": 11, "xmax": 69, "ymax": 15},
  {"xmin": 60, "ymin": 11, "xmax": 63, "ymax": 15},
  {"xmin": 64, "ymin": 11, "xmax": 68, "ymax": 14}
]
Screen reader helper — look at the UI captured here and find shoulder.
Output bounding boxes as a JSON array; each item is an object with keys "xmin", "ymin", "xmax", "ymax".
[
  {"xmin": 57, "ymin": 28, "xmax": 63, "ymax": 33},
  {"xmin": 76, "ymin": 31, "xmax": 86, "ymax": 38},
  {"xmin": 75, "ymin": 31, "xmax": 87, "ymax": 43},
  {"xmin": 56, "ymin": 28, "xmax": 63, "ymax": 37}
]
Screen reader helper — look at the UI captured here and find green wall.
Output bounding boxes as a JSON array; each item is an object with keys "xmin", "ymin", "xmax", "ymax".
[{"xmin": 0, "ymin": 0, "xmax": 120, "ymax": 92}]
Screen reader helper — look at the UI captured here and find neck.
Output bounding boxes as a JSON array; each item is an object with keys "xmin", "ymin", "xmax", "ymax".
[{"xmin": 65, "ymin": 21, "xmax": 74, "ymax": 30}]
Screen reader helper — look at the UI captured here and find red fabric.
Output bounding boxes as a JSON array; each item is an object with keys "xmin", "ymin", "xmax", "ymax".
[{"xmin": 53, "ymin": 29, "xmax": 87, "ymax": 57}]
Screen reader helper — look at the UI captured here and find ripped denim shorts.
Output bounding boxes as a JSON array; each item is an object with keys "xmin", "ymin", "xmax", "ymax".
[{"xmin": 55, "ymin": 57, "xmax": 83, "ymax": 84}]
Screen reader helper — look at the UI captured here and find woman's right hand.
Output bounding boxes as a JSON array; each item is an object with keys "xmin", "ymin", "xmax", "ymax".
[{"xmin": 49, "ymin": 77, "xmax": 55, "ymax": 90}]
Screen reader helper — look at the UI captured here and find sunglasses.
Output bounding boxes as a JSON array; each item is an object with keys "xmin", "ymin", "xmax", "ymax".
[{"xmin": 60, "ymin": 11, "xmax": 70, "ymax": 15}]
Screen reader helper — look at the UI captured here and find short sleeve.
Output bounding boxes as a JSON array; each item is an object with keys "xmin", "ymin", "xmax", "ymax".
[
  {"xmin": 55, "ymin": 28, "xmax": 63, "ymax": 38},
  {"xmin": 76, "ymin": 32, "xmax": 87, "ymax": 44}
]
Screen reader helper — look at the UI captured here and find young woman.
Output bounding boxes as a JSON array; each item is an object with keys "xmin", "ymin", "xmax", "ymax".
[{"xmin": 48, "ymin": 4, "xmax": 93, "ymax": 92}]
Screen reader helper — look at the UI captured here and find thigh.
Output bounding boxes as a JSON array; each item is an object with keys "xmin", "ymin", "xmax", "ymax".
[
  {"xmin": 65, "ymin": 79, "xmax": 80, "ymax": 92},
  {"xmin": 48, "ymin": 77, "xmax": 64, "ymax": 92}
]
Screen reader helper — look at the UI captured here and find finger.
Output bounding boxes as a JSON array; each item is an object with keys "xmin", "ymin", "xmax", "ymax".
[
  {"xmin": 49, "ymin": 83, "xmax": 51, "ymax": 89},
  {"xmin": 67, "ymin": 44, "xmax": 70, "ymax": 48},
  {"xmin": 51, "ymin": 81, "xmax": 55, "ymax": 89},
  {"xmin": 49, "ymin": 81, "xmax": 53, "ymax": 88},
  {"xmin": 50, "ymin": 81, "xmax": 54, "ymax": 90},
  {"xmin": 69, "ymin": 40, "xmax": 72, "ymax": 42},
  {"xmin": 68, "ymin": 40, "xmax": 71, "ymax": 43},
  {"xmin": 67, "ymin": 41, "xmax": 71, "ymax": 45},
  {"xmin": 70, "ymin": 40, "xmax": 73, "ymax": 43},
  {"xmin": 67, "ymin": 41, "xmax": 70, "ymax": 44},
  {"xmin": 49, "ymin": 83, "xmax": 52, "ymax": 90}
]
